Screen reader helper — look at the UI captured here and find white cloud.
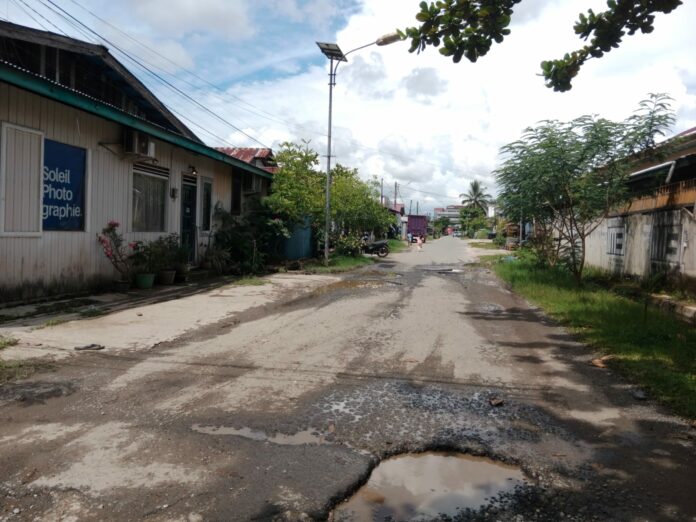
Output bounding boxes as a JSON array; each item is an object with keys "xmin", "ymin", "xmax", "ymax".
[
  {"xmin": 13, "ymin": 0, "xmax": 687, "ymax": 215},
  {"xmin": 129, "ymin": 0, "xmax": 255, "ymax": 40}
]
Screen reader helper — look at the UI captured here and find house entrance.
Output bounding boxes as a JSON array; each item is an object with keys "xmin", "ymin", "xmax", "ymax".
[{"xmin": 181, "ymin": 176, "xmax": 197, "ymax": 264}]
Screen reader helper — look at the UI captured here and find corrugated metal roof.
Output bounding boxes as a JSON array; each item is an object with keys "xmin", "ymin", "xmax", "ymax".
[
  {"xmin": 217, "ymin": 147, "xmax": 277, "ymax": 173},
  {"xmin": 0, "ymin": 59, "xmax": 273, "ymax": 179}
]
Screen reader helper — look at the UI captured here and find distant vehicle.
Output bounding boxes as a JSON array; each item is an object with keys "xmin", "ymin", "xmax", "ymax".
[
  {"xmin": 407, "ymin": 215, "xmax": 428, "ymax": 242},
  {"xmin": 453, "ymin": 231, "xmax": 462, "ymax": 237}
]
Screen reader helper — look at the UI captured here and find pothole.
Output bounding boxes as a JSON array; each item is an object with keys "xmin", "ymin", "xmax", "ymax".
[
  {"xmin": 332, "ymin": 452, "xmax": 525, "ymax": 521},
  {"xmin": 477, "ymin": 302, "xmax": 505, "ymax": 313},
  {"xmin": 0, "ymin": 380, "xmax": 76, "ymax": 404},
  {"xmin": 191, "ymin": 424, "xmax": 332, "ymax": 445}
]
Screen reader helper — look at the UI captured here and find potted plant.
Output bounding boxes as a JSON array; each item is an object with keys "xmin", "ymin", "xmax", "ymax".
[
  {"xmin": 97, "ymin": 220, "xmax": 133, "ymax": 290},
  {"xmin": 150, "ymin": 233, "xmax": 180, "ymax": 285},
  {"xmin": 129, "ymin": 241, "xmax": 156, "ymax": 289}
]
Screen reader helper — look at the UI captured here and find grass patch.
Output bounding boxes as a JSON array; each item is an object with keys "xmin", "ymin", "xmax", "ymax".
[
  {"xmin": 38, "ymin": 318, "xmax": 68, "ymax": 329},
  {"xmin": 469, "ymin": 241, "xmax": 504, "ymax": 250},
  {"xmin": 387, "ymin": 239, "xmax": 408, "ymax": 253},
  {"xmin": 493, "ymin": 258, "xmax": 696, "ymax": 419},
  {"xmin": 233, "ymin": 277, "xmax": 269, "ymax": 286},
  {"xmin": 303, "ymin": 256, "xmax": 375, "ymax": 274},
  {"xmin": 0, "ymin": 336, "xmax": 18, "ymax": 350},
  {"xmin": 0, "ymin": 359, "xmax": 52, "ymax": 384}
]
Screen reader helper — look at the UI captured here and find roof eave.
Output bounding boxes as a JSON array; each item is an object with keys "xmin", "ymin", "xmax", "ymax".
[{"xmin": 0, "ymin": 61, "xmax": 272, "ymax": 180}]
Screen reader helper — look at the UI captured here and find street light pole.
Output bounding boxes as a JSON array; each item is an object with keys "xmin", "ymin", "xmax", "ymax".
[
  {"xmin": 324, "ymin": 55, "xmax": 337, "ymax": 267},
  {"xmin": 317, "ymin": 32, "xmax": 401, "ymax": 266}
]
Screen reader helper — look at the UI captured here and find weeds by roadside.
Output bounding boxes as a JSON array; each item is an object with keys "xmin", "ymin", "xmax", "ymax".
[
  {"xmin": 0, "ymin": 336, "xmax": 18, "ymax": 350},
  {"xmin": 492, "ymin": 257, "xmax": 696, "ymax": 418},
  {"xmin": 387, "ymin": 239, "xmax": 408, "ymax": 253},
  {"xmin": 303, "ymin": 256, "xmax": 376, "ymax": 274},
  {"xmin": 233, "ymin": 277, "xmax": 269, "ymax": 286},
  {"xmin": 38, "ymin": 318, "xmax": 68, "ymax": 329},
  {"xmin": 468, "ymin": 241, "xmax": 505, "ymax": 250},
  {"xmin": 0, "ymin": 360, "xmax": 52, "ymax": 384}
]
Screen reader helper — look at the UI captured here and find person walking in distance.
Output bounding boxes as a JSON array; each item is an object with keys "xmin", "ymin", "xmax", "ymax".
[{"xmin": 416, "ymin": 234, "xmax": 423, "ymax": 252}]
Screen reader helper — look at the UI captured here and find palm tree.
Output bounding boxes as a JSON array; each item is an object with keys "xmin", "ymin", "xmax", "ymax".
[{"xmin": 460, "ymin": 180, "xmax": 492, "ymax": 214}]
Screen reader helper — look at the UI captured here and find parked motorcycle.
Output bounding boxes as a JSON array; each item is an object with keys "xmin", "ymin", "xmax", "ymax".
[{"xmin": 361, "ymin": 238, "xmax": 389, "ymax": 258}]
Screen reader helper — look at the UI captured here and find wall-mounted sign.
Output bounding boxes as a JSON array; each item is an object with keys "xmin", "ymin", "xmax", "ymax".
[{"xmin": 43, "ymin": 139, "xmax": 86, "ymax": 231}]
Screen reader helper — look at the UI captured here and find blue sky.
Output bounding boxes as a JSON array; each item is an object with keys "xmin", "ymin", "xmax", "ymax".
[{"xmin": 2, "ymin": 0, "xmax": 696, "ymax": 212}]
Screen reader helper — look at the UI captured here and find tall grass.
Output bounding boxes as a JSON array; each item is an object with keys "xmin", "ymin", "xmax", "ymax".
[
  {"xmin": 303, "ymin": 256, "xmax": 375, "ymax": 274},
  {"xmin": 494, "ymin": 258, "xmax": 696, "ymax": 419}
]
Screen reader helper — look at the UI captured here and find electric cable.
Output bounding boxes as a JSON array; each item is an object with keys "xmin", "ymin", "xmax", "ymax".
[{"xmin": 37, "ymin": 0, "xmax": 268, "ymax": 147}]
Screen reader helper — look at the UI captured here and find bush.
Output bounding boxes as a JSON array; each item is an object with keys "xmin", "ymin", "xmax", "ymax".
[
  {"xmin": 334, "ymin": 235, "xmax": 363, "ymax": 257},
  {"xmin": 474, "ymin": 229, "xmax": 490, "ymax": 239},
  {"xmin": 149, "ymin": 233, "xmax": 188, "ymax": 272},
  {"xmin": 212, "ymin": 198, "xmax": 290, "ymax": 275},
  {"xmin": 493, "ymin": 233, "xmax": 506, "ymax": 247}
]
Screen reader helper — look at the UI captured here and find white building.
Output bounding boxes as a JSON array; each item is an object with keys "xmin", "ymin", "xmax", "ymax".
[{"xmin": 0, "ymin": 22, "xmax": 271, "ymax": 301}]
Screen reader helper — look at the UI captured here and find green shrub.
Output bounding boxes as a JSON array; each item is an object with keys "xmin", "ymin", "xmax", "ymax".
[
  {"xmin": 474, "ymin": 229, "xmax": 490, "ymax": 239},
  {"xmin": 334, "ymin": 235, "xmax": 363, "ymax": 257}
]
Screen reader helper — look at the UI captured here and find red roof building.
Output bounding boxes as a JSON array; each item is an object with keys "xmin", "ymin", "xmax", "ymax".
[{"xmin": 217, "ymin": 147, "xmax": 278, "ymax": 174}]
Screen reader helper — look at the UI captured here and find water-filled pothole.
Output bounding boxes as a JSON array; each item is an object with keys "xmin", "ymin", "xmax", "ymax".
[{"xmin": 332, "ymin": 452, "xmax": 524, "ymax": 521}]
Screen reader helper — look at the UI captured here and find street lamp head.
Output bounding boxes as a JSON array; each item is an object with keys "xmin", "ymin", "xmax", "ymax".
[
  {"xmin": 316, "ymin": 42, "xmax": 347, "ymax": 62},
  {"xmin": 375, "ymin": 31, "xmax": 402, "ymax": 46}
]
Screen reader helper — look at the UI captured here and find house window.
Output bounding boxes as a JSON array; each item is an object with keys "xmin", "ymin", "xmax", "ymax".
[
  {"xmin": 607, "ymin": 226, "xmax": 625, "ymax": 256},
  {"xmin": 201, "ymin": 178, "xmax": 213, "ymax": 232},
  {"xmin": 650, "ymin": 224, "xmax": 681, "ymax": 264},
  {"xmin": 231, "ymin": 172, "xmax": 242, "ymax": 216},
  {"xmin": 0, "ymin": 123, "xmax": 43, "ymax": 236},
  {"xmin": 132, "ymin": 164, "xmax": 168, "ymax": 232}
]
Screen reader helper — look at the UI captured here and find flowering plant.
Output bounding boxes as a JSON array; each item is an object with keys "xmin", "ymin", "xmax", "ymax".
[
  {"xmin": 97, "ymin": 221, "xmax": 133, "ymax": 279},
  {"xmin": 128, "ymin": 240, "xmax": 157, "ymax": 273}
]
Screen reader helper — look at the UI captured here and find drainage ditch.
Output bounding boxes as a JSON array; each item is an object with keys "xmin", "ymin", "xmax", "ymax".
[{"xmin": 331, "ymin": 451, "xmax": 525, "ymax": 521}]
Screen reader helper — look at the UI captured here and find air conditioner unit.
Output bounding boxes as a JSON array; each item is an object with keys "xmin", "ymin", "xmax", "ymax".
[{"xmin": 123, "ymin": 129, "xmax": 156, "ymax": 159}]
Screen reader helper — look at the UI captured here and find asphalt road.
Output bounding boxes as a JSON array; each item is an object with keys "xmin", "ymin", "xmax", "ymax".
[{"xmin": 1, "ymin": 237, "xmax": 695, "ymax": 521}]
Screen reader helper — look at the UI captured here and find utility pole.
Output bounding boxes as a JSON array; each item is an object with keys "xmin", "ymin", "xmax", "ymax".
[
  {"xmin": 380, "ymin": 177, "xmax": 384, "ymax": 206},
  {"xmin": 393, "ymin": 182, "xmax": 397, "ymax": 210},
  {"xmin": 416, "ymin": 201, "xmax": 419, "ymax": 214},
  {"xmin": 409, "ymin": 200, "xmax": 412, "ymax": 215}
]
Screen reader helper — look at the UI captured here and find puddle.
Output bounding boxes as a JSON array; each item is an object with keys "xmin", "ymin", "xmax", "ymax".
[
  {"xmin": 0, "ymin": 380, "xmax": 75, "ymax": 404},
  {"xmin": 418, "ymin": 266, "xmax": 464, "ymax": 273},
  {"xmin": 191, "ymin": 424, "xmax": 330, "ymax": 445},
  {"xmin": 332, "ymin": 452, "xmax": 524, "ymax": 521},
  {"xmin": 477, "ymin": 303, "xmax": 505, "ymax": 313}
]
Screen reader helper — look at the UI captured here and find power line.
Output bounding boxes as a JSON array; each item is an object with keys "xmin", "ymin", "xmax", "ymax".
[
  {"xmin": 66, "ymin": 0, "xmax": 324, "ymax": 135},
  {"xmin": 9, "ymin": 0, "xmax": 49, "ymax": 31},
  {"xmin": 22, "ymin": 1, "xmax": 472, "ymax": 178},
  {"xmin": 399, "ymin": 183, "xmax": 461, "ymax": 200},
  {"xmin": 41, "ymin": 0, "xmax": 462, "ymax": 174},
  {"xmin": 37, "ymin": 0, "xmax": 268, "ymax": 148},
  {"xmin": 17, "ymin": 0, "xmax": 65, "ymax": 34}
]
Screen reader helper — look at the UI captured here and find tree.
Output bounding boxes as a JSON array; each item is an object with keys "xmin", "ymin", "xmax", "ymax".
[
  {"xmin": 460, "ymin": 180, "xmax": 493, "ymax": 214},
  {"xmin": 264, "ymin": 141, "xmax": 324, "ymax": 226},
  {"xmin": 401, "ymin": 0, "xmax": 683, "ymax": 91},
  {"xmin": 459, "ymin": 205, "xmax": 487, "ymax": 238},
  {"xmin": 331, "ymin": 166, "xmax": 393, "ymax": 236},
  {"xmin": 495, "ymin": 93, "xmax": 675, "ymax": 282},
  {"xmin": 433, "ymin": 216, "xmax": 451, "ymax": 235}
]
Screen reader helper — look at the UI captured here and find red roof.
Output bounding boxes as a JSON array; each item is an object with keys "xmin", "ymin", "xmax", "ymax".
[{"xmin": 216, "ymin": 147, "xmax": 277, "ymax": 173}]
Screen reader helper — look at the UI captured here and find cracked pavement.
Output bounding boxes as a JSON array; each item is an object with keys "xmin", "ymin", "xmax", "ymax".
[{"xmin": 1, "ymin": 237, "xmax": 695, "ymax": 521}]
